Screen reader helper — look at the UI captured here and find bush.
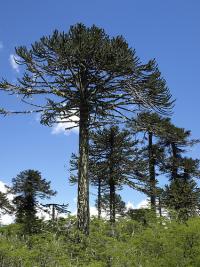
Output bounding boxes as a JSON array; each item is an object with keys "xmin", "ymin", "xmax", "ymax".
[{"xmin": 0, "ymin": 216, "xmax": 200, "ymax": 266}]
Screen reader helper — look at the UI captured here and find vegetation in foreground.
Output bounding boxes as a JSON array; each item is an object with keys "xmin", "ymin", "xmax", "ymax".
[{"xmin": 0, "ymin": 216, "xmax": 200, "ymax": 267}]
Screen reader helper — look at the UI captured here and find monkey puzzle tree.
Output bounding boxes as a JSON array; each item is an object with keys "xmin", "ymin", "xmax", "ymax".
[
  {"xmin": 96, "ymin": 193, "xmax": 126, "ymax": 219},
  {"xmin": 87, "ymin": 126, "xmax": 143, "ymax": 224},
  {"xmin": 0, "ymin": 23, "xmax": 173, "ymax": 234},
  {"xmin": 10, "ymin": 170, "xmax": 56, "ymax": 233},
  {"xmin": 127, "ymin": 112, "xmax": 169, "ymax": 212},
  {"xmin": 162, "ymin": 157, "xmax": 200, "ymax": 221},
  {"xmin": 158, "ymin": 122, "xmax": 199, "ymax": 181}
]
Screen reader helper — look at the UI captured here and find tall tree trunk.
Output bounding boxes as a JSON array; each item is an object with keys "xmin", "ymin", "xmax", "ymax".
[
  {"xmin": 97, "ymin": 177, "xmax": 102, "ymax": 219},
  {"xmin": 52, "ymin": 204, "xmax": 55, "ymax": 221},
  {"xmin": 158, "ymin": 196, "xmax": 162, "ymax": 217},
  {"xmin": 171, "ymin": 142, "xmax": 178, "ymax": 181},
  {"xmin": 148, "ymin": 131, "xmax": 156, "ymax": 212},
  {"xmin": 109, "ymin": 179, "xmax": 116, "ymax": 224},
  {"xmin": 77, "ymin": 104, "xmax": 90, "ymax": 235},
  {"xmin": 109, "ymin": 128, "xmax": 115, "ymax": 224}
]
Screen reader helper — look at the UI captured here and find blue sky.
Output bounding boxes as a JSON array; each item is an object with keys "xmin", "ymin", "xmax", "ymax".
[{"xmin": 0, "ymin": 0, "xmax": 200, "ymax": 213}]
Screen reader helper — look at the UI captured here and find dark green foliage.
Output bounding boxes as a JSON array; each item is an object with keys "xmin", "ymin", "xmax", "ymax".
[
  {"xmin": 10, "ymin": 169, "xmax": 56, "ymax": 233},
  {"xmin": 127, "ymin": 208, "xmax": 155, "ymax": 225},
  {"xmin": 154, "ymin": 121, "xmax": 200, "ymax": 220}
]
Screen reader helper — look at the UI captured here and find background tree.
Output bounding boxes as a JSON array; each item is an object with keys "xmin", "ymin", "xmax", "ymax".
[
  {"xmin": 42, "ymin": 203, "xmax": 70, "ymax": 221},
  {"xmin": 96, "ymin": 193, "xmax": 126, "ymax": 218},
  {"xmin": 158, "ymin": 123, "xmax": 199, "ymax": 181},
  {"xmin": 10, "ymin": 169, "xmax": 56, "ymax": 233},
  {"xmin": 0, "ymin": 23, "xmax": 173, "ymax": 234},
  {"xmin": 71, "ymin": 126, "xmax": 146, "ymax": 224},
  {"xmin": 162, "ymin": 157, "xmax": 200, "ymax": 221},
  {"xmin": 127, "ymin": 112, "xmax": 169, "ymax": 212}
]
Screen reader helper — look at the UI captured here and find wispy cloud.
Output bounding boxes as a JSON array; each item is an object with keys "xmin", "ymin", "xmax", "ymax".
[
  {"xmin": 9, "ymin": 54, "xmax": 20, "ymax": 73},
  {"xmin": 126, "ymin": 199, "xmax": 149, "ymax": 210},
  {"xmin": 0, "ymin": 41, "xmax": 3, "ymax": 50},
  {"xmin": 51, "ymin": 113, "xmax": 79, "ymax": 136}
]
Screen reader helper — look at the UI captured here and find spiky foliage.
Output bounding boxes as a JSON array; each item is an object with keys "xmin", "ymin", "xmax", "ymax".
[
  {"xmin": 0, "ymin": 23, "xmax": 173, "ymax": 234},
  {"xmin": 10, "ymin": 170, "xmax": 56, "ymax": 233}
]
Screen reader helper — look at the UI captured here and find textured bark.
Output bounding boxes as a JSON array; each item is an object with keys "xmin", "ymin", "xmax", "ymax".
[
  {"xmin": 97, "ymin": 177, "xmax": 102, "ymax": 219},
  {"xmin": 77, "ymin": 104, "xmax": 90, "ymax": 235},
  {"xmin": 148, "ymin": 132, "xmax": 156, "ymax": 212}
]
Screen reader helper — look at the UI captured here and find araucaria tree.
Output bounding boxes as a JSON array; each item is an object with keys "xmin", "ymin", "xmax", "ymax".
[
  {"xmin": 127, "ymin": 112, "xmax": 170, "ymax": 212},
  {"xmin": 162, "ymin": 158, "xmax": 200, "ymax": 221},
  {"xmin": 0, "ymin": 23, "xmax": 173, "ymax": 234},
  {"xmin": 87, "ymin": 126, "xmax": 145, "ymax": 223},
  {"xmin": 157, "ymin": 123, "xmax": 200, "ymax": 220},
  {"xmin": 10, "ymin": 170, "xmax": 56, "ymax": 233}
]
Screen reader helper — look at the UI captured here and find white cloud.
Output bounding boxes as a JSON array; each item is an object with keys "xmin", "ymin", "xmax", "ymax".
[
  {"xmin": 0, "ymin": 181, "xmax": 7, "ymax": 193},
  {"xmin": 126, "ymin": 199, "xmax": 149, "ymax": 210},
  {"xmin": 126, "ymin": 201, "xmax": 134, "ymax": 210},
  {"xmin": 0, "ymin": 214, "xmax": 15, "ymax": 225},
  {"xmin": 51, "ymin": 113, "xmax": 79, "ymax": 136},
  {"xmin": 136, "ymin": 199, "xmax": 149, "ymax": 209},
  {"xmin": 0, "ymin": 181, "xmax": 15, "ymax": 225},
  {"xmin": 9, "ymin": 54, "xmax": 20, "ymax": 73},
  {"xmin": 0, "ymin": 42, "xmax": 3, "ymax": 50}
]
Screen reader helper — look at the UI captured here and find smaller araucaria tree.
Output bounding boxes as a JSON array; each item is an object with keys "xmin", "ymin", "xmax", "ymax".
[
  {"xmin": 162, "ymin": 157, "xmax": 200, "ymax": 221},
  {"xmin": 71, "ymin": 126, "xmax": 145, "ymax": 223},
  {"xmin": 127, "ymin": 112, "xmax": 170, "ymax": 212},
  {"xmin": 10, "ymin": 169, "xmax": 56, "ymax": 233},
  {"xmin": 96, "ymin": 193, "xmax": 126, "ymax": 219}
]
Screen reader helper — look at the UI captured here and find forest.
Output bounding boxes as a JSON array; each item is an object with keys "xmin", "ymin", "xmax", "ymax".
[{"xmin": 0, "ymin": 23, "xmax": 200, "ymax": 267}]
